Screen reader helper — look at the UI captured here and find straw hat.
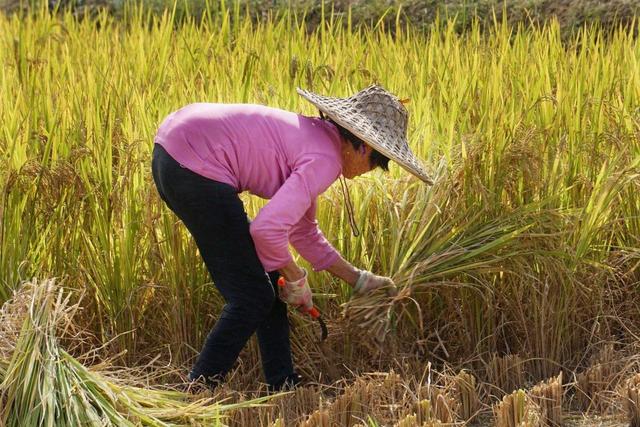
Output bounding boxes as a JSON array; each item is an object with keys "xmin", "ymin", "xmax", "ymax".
[{"xmin": 297, "ymin": 84, "xmax": 432, "ymax": 184}]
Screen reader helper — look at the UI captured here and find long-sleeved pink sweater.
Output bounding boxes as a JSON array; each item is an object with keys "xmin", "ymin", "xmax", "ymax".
[{"xmin": 154, "ymin": 103, "xmax": 343, "ymax": 272}]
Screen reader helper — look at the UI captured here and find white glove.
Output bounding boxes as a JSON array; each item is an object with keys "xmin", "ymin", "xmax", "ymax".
[
  {"xmin": 353, "ymin": 270, "xmax": 397, "ymax": 296},
  {"xmin": 277, "ymin": 269, "xmax": 313, "ymax": 312}
]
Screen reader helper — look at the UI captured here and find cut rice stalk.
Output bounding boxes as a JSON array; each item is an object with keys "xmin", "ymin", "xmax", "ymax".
[
  {"xmin": 341, "ymin": 207, "xmax": 533, "ymax": 348},
  {"xmin": 0, "ymin": 279, "xmax": 271, "ymax": 426},
  {"xmin": 624, "ymin": 374, "xmax": 640, "ymax": 427}
]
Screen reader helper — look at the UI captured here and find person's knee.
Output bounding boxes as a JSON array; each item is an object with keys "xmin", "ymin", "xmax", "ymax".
[
  {"xmin": 220, "ymin": 276, "xmax": 275, "ymax": 320},
  {"xmin": 247, "ymin": 283, "xmax": 276, "ymax": 318}
]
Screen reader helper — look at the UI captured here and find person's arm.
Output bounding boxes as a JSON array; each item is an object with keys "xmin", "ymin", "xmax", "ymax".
[
  {"xmin": 289, "ymin": 199, "xmax": 341, "ymax": 272},
  {"xmin": 325, "ymin": 255, "xmax": 360, "ymax": 287},
  {"xmin": 286, "ymin": 200, "xmax": 386, "ymax": 290},
  {"xmin": 250, "ymin": 155, "xmax": 340, "ymax": 273},
  {"xmin": 278, "ymin": 260, "xmax": 306, "ymax": 282},
  {"xmin": 283, "ymin": 237, "xmax": 396, "ymax": 296}
]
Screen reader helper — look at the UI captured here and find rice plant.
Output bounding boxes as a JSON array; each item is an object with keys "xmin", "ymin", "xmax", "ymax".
[{"xmin": 0, "ymin": 1, "xmax": 639, "ymax": 424}]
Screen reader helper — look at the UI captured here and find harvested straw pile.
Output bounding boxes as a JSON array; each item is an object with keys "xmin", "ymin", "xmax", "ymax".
[{"xmin": 0, "ymin": 279, "xmax": 267, "ymax": 427}]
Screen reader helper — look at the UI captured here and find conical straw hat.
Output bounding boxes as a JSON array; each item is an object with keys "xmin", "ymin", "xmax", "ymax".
[{"xmin": 297, "ymin": 84, "xmax": 432, "ymax": 184}]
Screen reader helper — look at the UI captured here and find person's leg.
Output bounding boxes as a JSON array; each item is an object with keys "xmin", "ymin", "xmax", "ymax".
[
  {"xmin": 255, "ymin": 271, "xmax": 297, "ymax": 387},
  {"xmin": 151, "ymin": 144, "xmax": 296, "ymax": 387}
]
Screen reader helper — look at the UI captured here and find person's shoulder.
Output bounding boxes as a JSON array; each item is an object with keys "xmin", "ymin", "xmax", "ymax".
[{"xmin": 240, "ymin": 103, "xmax": 296, "ymax": 115}]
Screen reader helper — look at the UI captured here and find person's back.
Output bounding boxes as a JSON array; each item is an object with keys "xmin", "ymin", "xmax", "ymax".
[{"xmin": 154, "ymin": 103, "xmax": 343, "ymax": 198}]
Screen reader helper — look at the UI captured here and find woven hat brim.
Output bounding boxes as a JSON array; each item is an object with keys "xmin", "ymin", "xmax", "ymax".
[{"xmin": 297, "ymin": 88, "xmax": 433, "ymax": 184}]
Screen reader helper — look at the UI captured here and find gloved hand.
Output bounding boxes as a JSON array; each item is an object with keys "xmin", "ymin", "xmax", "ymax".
[
  {"xmin": 277, "ymin": 269, "xmax": 313, "ymax": 312},
  {"xmin": 353, "ymin": 270, "xmax": 397, "ymax": 296}
]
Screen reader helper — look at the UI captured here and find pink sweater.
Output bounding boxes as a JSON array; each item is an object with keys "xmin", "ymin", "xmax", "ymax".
[{"xmin": 154, "ymin": 103, "xmax": 343, "ymax": 272}]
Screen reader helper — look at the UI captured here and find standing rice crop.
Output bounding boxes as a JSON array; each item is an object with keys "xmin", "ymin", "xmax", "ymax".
[{"xmin": 0, "ymin": 2, "xmax": 639, "ymax": 423}]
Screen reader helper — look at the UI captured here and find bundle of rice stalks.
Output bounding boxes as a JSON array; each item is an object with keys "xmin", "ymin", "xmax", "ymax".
[
  {"xmin": 493, "ymin": 389, "xmax": 540, "ymax": 427},
  {"xmin": 0, "ymin": 278, "xmax": 269, "ymax": 426},
  {"xmin": 341, "ymin": 206, "xmax": 533, "ymax": 348},
  {"xmin": 528, "ymin": 372, "xmax": 563, "ymax": 427}
]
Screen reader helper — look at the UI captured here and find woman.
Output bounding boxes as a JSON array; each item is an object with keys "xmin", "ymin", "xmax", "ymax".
[{"xmin": 151, "ymin": 85, "xmax": 431, "ymax": 391}]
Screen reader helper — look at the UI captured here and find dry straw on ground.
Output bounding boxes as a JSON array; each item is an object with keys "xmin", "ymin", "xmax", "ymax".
[{"xmin": 0, "ymin": 279, "xmax": 268, "ymax": 426}]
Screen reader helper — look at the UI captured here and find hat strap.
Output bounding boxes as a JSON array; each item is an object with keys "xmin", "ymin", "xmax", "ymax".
[
  {"xmin": 319, "ymin": 109, "xmax": 359, "ymax": 236},
  {"xmin": 339, "ymin": 175, "xmax": 360, "ymax": 237}
]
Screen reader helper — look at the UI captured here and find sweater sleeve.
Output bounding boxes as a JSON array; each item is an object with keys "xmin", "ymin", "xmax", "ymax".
[
  {"xmin": 249, "ymin": 155, "xmax": 339, "ymax": 272},
  {"xmin": 289, "ymin": 199, "xmax": 340, "ymax": 272}
]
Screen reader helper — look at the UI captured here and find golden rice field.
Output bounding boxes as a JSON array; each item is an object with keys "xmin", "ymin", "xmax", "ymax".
[{"xmin": 1, "ymin": 3, "xmax": 639, "ymax": 426}]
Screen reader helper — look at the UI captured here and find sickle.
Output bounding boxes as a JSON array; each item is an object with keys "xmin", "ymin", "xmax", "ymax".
[
  {"xmin": 306, "ymin": 307, "xmax": 328, "ymax": 341},
  {"xmin": 278, "ymin": 277, "xmax": 328, "ymax": 341}
]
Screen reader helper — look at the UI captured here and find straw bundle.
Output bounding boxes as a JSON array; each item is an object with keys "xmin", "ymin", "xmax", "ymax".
[
  {"xmin": 341, "ymin": 209, "xmax": 531, "ymax": 350},
  {"xmin": 0, "ymin": 279, "xmax": 268, "ymax": 426},
  {"xmin": 341, "ymin": 285, "xmax": 411, "ymax": 348}
]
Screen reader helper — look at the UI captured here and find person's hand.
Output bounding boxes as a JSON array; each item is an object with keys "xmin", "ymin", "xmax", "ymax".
[
  {"xmin": 353, "ymin": 270, "xmax": 397, "ymax": 296},
  {"xmin": 277, "ymin": 269, "xmax": 313, "ymax": 312}
]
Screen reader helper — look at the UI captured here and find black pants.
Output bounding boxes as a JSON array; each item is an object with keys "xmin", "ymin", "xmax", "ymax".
[{"xmin": 151, "ymin": 143, "xmax": 294, "ymax": 387}]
